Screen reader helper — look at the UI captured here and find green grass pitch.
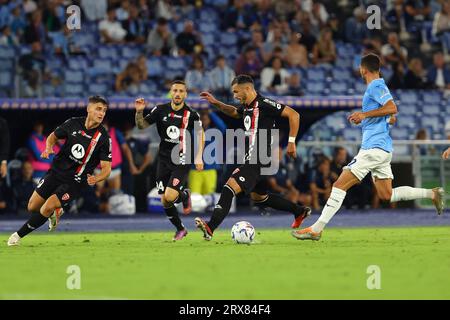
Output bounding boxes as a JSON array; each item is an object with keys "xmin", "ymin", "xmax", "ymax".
[{"xmin": 1, "ymin": 227, "xmax": 450, "ymax": 300}]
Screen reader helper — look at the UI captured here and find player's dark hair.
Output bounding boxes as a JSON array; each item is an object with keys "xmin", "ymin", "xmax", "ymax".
[
  {"xmin": 231, "ymin": 74, "xmax": 254, "ymax": 86},
  {"xmin": 361, "ymin": 53, "xmax": 381, "ymax": 72},
  {"xmin": 88, "ymin": 95, "xmax": 109, "ymax": 107},
  {"xmin": 171, "ymin": 80, "xmax": 187, "ymax": 88}
]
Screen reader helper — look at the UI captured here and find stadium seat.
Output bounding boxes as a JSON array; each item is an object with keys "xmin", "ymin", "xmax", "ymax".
[
  {"xmin": 98, "ymin": 46, "xmax": 119, "ymax": 60},
  {"xmin": 398, "ymin": 103, "xmax": 418, "ymax": 115},
  {"xmin": 0, "ymin": 46, "xmax": 16, "ymax": 59},
  {"xmin": 420, "ymin": 116, "xmax": 442, "ymax": 132},
  {"xmin": 329, "ymin": 81, "xmax": 349, "ymax": 95},
  {"xmin": 64, "ymin": 70, "xmax": 84, "ymax": 83},
  {"xmin": 0, "ymin": 71, "xmax": 12, "ymax": 87},
  {"xmin": 397, "ymin": 115, "xmax": 417, "ymax": 129},
  {"xmin": 220, "ymin": 32, "xmax": 238, "ymax": 46},
  {"xmin": 343, "ymin": 128, "xmax": 361, "ymax": 141},
  {"xmin": 199, "ymin": 22, "xmax": 218, "ymax": 34},
  {"xmin": 391, "ymin": 127, "xmax": 410, "ymax": 140},
  {"xmin": 422, "ymin": 91, "xmax": 442, "ymax": 105},
  {"xmin": 398, "ymin": 91, "xmax": 419, "ymax": 104},
  {"xmin": 147, "ymin": 57, "xmax": 164, "ymax": 77},
  {"xmin": 88, "ymin": 83, "xmax": 109, "ymax": 95},
  {"xmin": 202, "ymin": 33, "xmax": 216, "ymax": 47},
  {"xmin": 165, "ymin": 57, "xmax": 187, "ymax": 72},
  {"xmin": 306, "ymin": 68, "xmax": 327, "ymax": 82},
  {"xmin": 422, "ymin": 105, "xmax": 440, "ymax": 115},
  {"xmin": 0, "ymin": 58, "xmax": 14, "ymax": 71},
  {"xmin": 64, "ymin": 83, "xmax": 84, "ymax": 96},
  {"xmin": 121, "ymin": 46, "xmax": 141, "ymax": 59},
  {"xmin": 91, "ymin": 59, "xmax": 113, "ymax": 75},
  {"xmin": 305, "ymin": 81, "xmax": 326, "ymax": 95}
]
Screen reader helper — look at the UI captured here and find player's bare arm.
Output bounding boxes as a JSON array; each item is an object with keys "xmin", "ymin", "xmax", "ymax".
[
  {"xmin": 41, "ymin": 132, "xmax": 59, "ymax": 159},
  {"xmin": 443, "ymin": 147, "xmax": 450, "ymax": 160},
  {"xmin": 135, "ymin": 97, "xmax": 150, "ymax": 129},
  {"xmin": 348, "ymin": 100, "xmax": 398, "ymax": 124},
  {"xmin": 88, "ymin": 160, "xmax": 112, "ymax": 186},
  {"xmin": 199, "ymin": 92, "xmax": 241, "ymax": 119},
  {"xmin": 195, "ymin": 127, "xmax": 205, "ymax": 171},
  {"xmin": 388, "ymin": 115, "xmax": 397, "ymax": 125},
  {"xmin": 281, "ymin": 106, "xmax": 299, "ymax": 158}
]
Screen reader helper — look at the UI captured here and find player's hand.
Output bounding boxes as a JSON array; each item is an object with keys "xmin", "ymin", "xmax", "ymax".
[
  {"xmin": 0, "ymin": 161, "xmax": 7, "ymax": 178},
  {"xmin": 195, "ymin": 159, "xmax": 204, "ymax": 171},
  {"xmin": 135, "ymin": 97, "xmax": 146, "ymax": 112},
  {"xmin": 388, "ymin": 115, "xmax": 397, "ymax": 125},
  {"xmin": 442, "ymin": 147, "xmax": 450, "ymax": 160},
  {"xmin": 41, "ymin": 148, "xmax": 54, "ymax": 159},
  {"xmin": 87, "ymin": 174, "xmax": 97, "ymax": 186},
  {"xmin": 199, "ymin": 92, "xmax": 218, "ymax": 105},
  {"xmin": 348, "ymin": 112, "xmax": 366, "ymax": 125},
  {"xmin": 130, "ymin": 164, "xmax": 140, "ymax": 175},
  {"xmin": 286, "ymin": 142, "xmax": 296, "ymax": 159}
]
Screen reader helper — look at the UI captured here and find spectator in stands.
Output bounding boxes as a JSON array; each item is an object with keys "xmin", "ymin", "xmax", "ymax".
[
  {"xmin": 23, "ymin": 9, "xmax": 45, "ymax": 44},
  {"xmin": 312, "ymin": 28, "xmax": 336, "ymax": 65},
  {"xmin": 99, "ymin": 7, "xmax": 127, "ymax": 44},
  {"xmin": 221, "ymin": 0, "xmax": 254, "ymax": 31},
  {"xmin": 267, "ymin": 148, "xmax": 312, "ymax": 207},
  {"xmin": 81, "ymin": 0, "xmax": 107, "ymax": 22},
  {"xmin": 330, "ymin": 147, "xmax": 351, "ymax": 183},
  {"xmin": 188, "ymin": 109, "xmax": 226, "ymax": 196},
  {"xmin": 344, "ymin": 6, "xmax": 369, "ymax": 45},
  {"xmin": 116, "ymin": 0, "xmax": 130, "ymax": 21},
  {"xmin": 286, "ymin": 72, "xmax": 304, "ymax": 96},
  {"xmin": 427, "ymin": 51, "xmax": 450, "ymax": 90},
  {"xmin": 0, "ymin": 116, "xmax": 9, "ymax": 179},
  {"xmin": 10, "ymin": 5, "xmax": 27, "ymax": 40},
  {"xmin": 27, "ymin": 121, "xmax": 59, "ymax": 185},
  {"xmin": 23, "ymin": 0, "xmax": 37, "ymax": 15},
  {"xmin": 115, "ymin": 55, "xmax": 148, "ymax": 93},
  {"xmin": 381, "ymin": 32, "xmax": 408, "ymax": 68},
  {"xmin": 404, "ymin": 57, "xmax": 432, "ymax": 89},
  {"xmin": 267, "ymin": 46, "xmax": 288, "ymax": 68},
  {"xmin": 156, "ymin": 0, "xmax": 176, "ymax": 21},
  {"xmin": 0, "ymin": 26, "xmax": 18, "ymax": 46},
  {"xmin": 260, "ymin": 57, "xmax": 290, "ymax": 95},
  {"xmin": 246, "ymin": 30, "xmax": 271, "ymax": 64},
  {"xmin": 285, "ymin": 32, "xmax": 309, "ymax": 68},
  {"xmin": 388, "ymin": 61, "xmax": 406, "ymax": 90},
  {"xmin": 122, "ymin": 4, "xmax": 147, "ymax": 44},
  {"xmin": 235, "ymin": 46, "xmax": 263, "ymax": 80},
  {"xmin": 328, "ymin": 13, "xmax": 344, "ymax": 41},
  {"xmin": 176, "ymin": 20, "xmax": 202, "ymax": 56},
  {"xmin": 185, "ymin": 55, "xmax": 211, "ymax": 94},
  {"xmin": 308, "ymin": 0, "xmax": 329, "ymax": 30},
  {"xmin": 146, "ymin": 17, "xmax": 175, "ymax": 56},
  {"xmin": 293, "ymin": 13, "xmax": 317, "ymax": 53},
  {"xmin": 432, "ymin": 0, "xmax": 450, "ymax": 36},
  {"xmin": 209, "ymin": 55, "xmax": 236, "ymax": 100},
  {"xmin": 264, "ymin": 23, "xmax": 288, "ymax": 55},
  {"xmin": 12, "ymin": 161, "xmax": 36, "ymax": 214},
  {"xmin": 18, "ymin": 41, "xmax": 47, "ymax": 97},
  {"xmin": 309, "ymin": 156, "xmax": 332, "ymax": 210},
  {"xmin": 173, "ymin": 0, "xmax": 195, "ymax": 21},
  {"xmin": 42, "ymin": 0, "xmax": 63, "ymax": 32},
  {"xmin": 0, "ymin": 180, "xmax": 6, "ymax": 213},
  {"xmin": 414, "ymin": 128, "xmax": 436, "ymax": 155},
  {"xmin": 404, "ymin": 0, "xmax": 432, "ymax": 32}
]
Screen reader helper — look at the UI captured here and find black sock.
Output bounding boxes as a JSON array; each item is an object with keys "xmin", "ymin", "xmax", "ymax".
[
  {"xmin": 17, "ymin": 212, "xmax": 48, "ymax": 238},
  {"xmin": 255, "ymin": 194, "xmax": 305, "ymax": 217},
  {"xmin": 164, "ymin": 205, "xmax": 185, "ymax": 231},
  {"xmin": 208, "ymin": 186, "xmax": 235, "ymax": 232}
]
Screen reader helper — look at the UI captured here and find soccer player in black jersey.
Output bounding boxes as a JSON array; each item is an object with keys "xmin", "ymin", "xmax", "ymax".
[
  {"xmin": 135, "ymin": 80, "xmax": 204, "ymax": 241},
  {"xmin": 7, "ymin": 96, "xmax": 112, "ymax": 246},
  {"xmin": 195, "ymin": 74, "xmax": 311, "ymax": 240}
]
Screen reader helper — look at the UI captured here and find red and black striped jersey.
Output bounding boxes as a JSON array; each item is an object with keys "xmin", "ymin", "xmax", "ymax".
[
  {"xmin": 144, "ymin": 103, "xmax": 201, "ymax": 164},
  {"xmin": 236, "ymin": 94, "xmax": 286, "ymax": 165},
  {"xmin": 52, "ymin": 117, "xmax": 111, "ymax": 184}
]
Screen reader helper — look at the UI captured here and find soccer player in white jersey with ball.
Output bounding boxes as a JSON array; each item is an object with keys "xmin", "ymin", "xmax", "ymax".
[{"xmin": 293, "ymin": 53, "xmax": 445, "ymax": 241}]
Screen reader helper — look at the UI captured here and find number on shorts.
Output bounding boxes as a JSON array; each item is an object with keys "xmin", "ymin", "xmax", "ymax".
[
  {"xmin": 347, "ymin": 158, "xmax": 357, "ymax": 167},
  {"xmin": 156, "ymin": 181, "xmax": 164, "ymax": 192}
]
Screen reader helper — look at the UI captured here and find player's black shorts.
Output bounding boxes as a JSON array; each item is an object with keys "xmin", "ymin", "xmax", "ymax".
[
  {"xmin": 230, "ymin": 164, "xmax": 269, "ymax": 195},
  {"xmin": 35, "ymin": 171, "xmax": 81, "ymax": 210},
  {"xmin": 155, "ymin": 157, "xmax": 190, "ymax": 195}
]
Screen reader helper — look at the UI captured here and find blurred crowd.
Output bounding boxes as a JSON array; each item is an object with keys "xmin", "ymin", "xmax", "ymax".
[{"xmin": 0, "ymin": 0, "xmax": 449, "ymax": 98}]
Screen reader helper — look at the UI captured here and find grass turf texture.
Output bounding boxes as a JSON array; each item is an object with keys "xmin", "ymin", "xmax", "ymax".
[{"xmin": 1, "ymin": 226, "xmax": 450, "ymax": 300}]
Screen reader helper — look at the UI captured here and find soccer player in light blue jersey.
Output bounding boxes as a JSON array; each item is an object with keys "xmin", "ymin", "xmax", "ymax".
[{"xmin": 293, "ymin": 53, "xmax": 445, "ymax": 241}]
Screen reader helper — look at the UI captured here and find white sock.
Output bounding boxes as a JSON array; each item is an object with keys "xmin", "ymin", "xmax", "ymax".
[
  {"xmin": 311, "ymin": 187, "xmax": 347, "ymax": 233},
  {"xmin": 390, "ymin": 187, "xmax": 433, "ymax": 202}
]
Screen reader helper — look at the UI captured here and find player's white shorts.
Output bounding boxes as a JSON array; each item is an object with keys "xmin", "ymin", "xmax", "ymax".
[{"xmin": 343, "ymin": 148, "xmax": 394, "ymax": 181}]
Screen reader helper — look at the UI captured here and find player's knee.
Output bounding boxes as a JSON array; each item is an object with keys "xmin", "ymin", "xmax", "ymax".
[
  {"xmin": 27, "ymin": 200, "xmax": 39, "ymax": 213},
  {"xmin": 164, "ymin": 190, "xmax": 178, "ymax": 203},
  {"xmin": 40, "ymin": 203, "xmax": 56, "ymax": 216},
  {"xmin": 225, "ymin": 179, "xmax": 241, "ymax": 194},
  {"xmin": 378, "ymin": 190, "xmax": 392, "ymax": 202}
]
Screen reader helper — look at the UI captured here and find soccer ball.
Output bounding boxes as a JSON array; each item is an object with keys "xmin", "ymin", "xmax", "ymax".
[{"xmin": 231, "ymin": 221, "xmax": 255, "ymax": 244}]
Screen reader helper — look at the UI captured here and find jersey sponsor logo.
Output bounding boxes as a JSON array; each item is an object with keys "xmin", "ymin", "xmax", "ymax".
[
  {"xmin": 263, "ymin": 98, "xmax": 281, "ymax": 110},
  {"xmin": 166, "ymin": 125, "xmax": 180, "ymax": 139},
  {"xmin": 62, "ymin": 193, "xmax": 70, "ymax": 201},
  {"xmin": 37, "ymin": 179, "xmax": 45, "ymax": 188},
  {"xmin": 244, "ymin": 115, "xmax": 252, "ymax": 131},
  {"xmin": 172, "ymin": 178, "xmax": 180, "ymax": 187},
  {"xmin": 71, "ymin": 144, "xmax": 85, "ymax": 159}
]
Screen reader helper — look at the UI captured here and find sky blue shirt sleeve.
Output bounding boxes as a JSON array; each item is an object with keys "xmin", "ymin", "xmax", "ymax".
[{"xmin": 370, "ymin": 83, "xmax": 393, "ymax": 106}]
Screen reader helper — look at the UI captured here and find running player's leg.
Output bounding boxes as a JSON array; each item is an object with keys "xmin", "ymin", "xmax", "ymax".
[
  {"xmin": 27, "ymin": 191, "xmax": 46, "ymax": 213},
  {"xmin": 250, "ymin": 179, "xmax": 311, "ymax": 228},
  {"xmin": 373, "ymin": 177, "xmax": 444, "ymax": 214},
  {"xmin": 162, "ymin": 187, "xmax": 186, "ymax": 232}
]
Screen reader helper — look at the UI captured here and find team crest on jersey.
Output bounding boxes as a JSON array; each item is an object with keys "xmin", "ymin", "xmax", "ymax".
[
  {"xmin": 172, "ymin": 178, "xmax": 180, "ymax": 186},
  {"xmin": 71, "ymin": 144, "xmax": 85, "ymax": 159},
  {"xmin": 62, "ymin": 193, "xmax": 70, "ymax": 201},
  {"xmin": 166, "ymin": 126, "xmax": 180, "ymax": 139},
  {"xmin": 244, "ymin": 115, "xmax": 252, "ymax": 131}
]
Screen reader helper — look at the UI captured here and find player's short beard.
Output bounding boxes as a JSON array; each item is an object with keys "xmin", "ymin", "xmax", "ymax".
[{"xmin": 173, "ymin": 98, "xmax": 183, "ymax": 106}]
